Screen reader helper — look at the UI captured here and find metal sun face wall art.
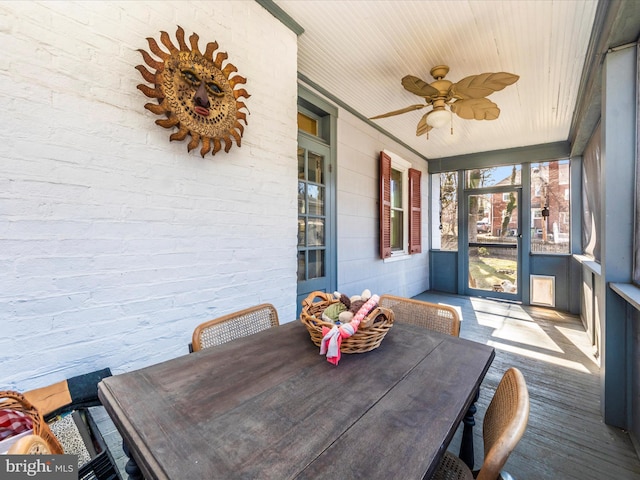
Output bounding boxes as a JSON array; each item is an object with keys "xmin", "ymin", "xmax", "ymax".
[{"xmin": 136, "ymin": 26, "xmax": 250, "ymax": 157}]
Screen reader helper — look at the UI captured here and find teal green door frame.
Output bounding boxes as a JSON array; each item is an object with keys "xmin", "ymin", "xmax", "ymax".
[
  {"xmin": 296, "ymin": 85, "xmax": 337, "ymax": 315},
  {"xmin": 461, "ymin": 186, "xmax": 524, "ymax": 301}
]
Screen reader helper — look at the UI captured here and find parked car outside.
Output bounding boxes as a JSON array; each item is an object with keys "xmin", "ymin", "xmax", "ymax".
[{"xmin": 477, "ymin": 219, "xmax": 491, "ymax": 233}]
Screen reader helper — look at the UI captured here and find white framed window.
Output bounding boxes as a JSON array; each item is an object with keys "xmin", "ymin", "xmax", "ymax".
[
  {"xmin": 534, "ymin": 184, "xmax": 542, "ymax": 197},
  {"xmin": 559, "ymin": 163, "xmax": 569, "ymax": 185},
  {"xmin": 389, "ymin": 152, "xmax": 411, "ymax": 256},
  {"xmin": 559, "ymin": 212, "xmax": 569, "ymax": 225}
]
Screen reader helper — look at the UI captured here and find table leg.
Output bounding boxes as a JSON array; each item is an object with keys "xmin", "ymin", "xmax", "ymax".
[
  {"xmin": 459, "ymin": 388, "xmax": 479, "ymax": 470},
  {"xmin": 122, "ymin": 440, "xmax": 144, "ymax": 480}
]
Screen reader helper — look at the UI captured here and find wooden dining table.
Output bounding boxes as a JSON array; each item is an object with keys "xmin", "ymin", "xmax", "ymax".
[{"xmin": 98, "ymin": 320, "xmax": 495, "ymax": 480}]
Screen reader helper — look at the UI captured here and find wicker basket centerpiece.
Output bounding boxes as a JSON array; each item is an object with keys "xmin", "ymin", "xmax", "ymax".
[
  {"xmin": 300, "ymin": 291, "xmax": 394, "ymax": 355},
  {"xmin": 0, "ymin": 390, "xmax": 64, "ymax": 454}
]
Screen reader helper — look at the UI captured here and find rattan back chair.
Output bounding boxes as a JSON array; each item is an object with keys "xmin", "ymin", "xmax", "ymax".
[
  {"xmin": 191, "ymin": 303, "xmax": 280, "ymax": 352},
  {"xmin": 433, "ymin": 367, "xmax": 530, "ymax": 480},
  {"xmin": 379, "ymin": 294, "xmax": 461, "ymax": 337}
]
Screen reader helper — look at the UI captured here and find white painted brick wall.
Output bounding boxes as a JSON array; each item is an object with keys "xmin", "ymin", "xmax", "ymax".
[{"xmin": 0, "ymin": 1, "xmax": 299, "ymax": 390}]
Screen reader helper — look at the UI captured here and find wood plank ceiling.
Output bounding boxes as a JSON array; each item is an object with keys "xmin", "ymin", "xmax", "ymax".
[{"xmin": 275, "ymin": 0, "xmax": 598, "ymax": 160}]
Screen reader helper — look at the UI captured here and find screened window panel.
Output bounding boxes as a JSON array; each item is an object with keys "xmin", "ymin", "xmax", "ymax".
[
  {"xmin": 438, "ymin": 172, "xmax": 458, "ymax": 251},
  {"xmin": 465, "ymin": 165, "xmax": 521, "ymax": 188},
  {"xmin": 530, "ymin": 160, "xmax": 570, "ymax": 254},
  {"xmin": 582, "ymin": 123, "xmax": 601, "ymax": 262}
]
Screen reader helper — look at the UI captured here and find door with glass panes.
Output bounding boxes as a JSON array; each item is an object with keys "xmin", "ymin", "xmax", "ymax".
[
  {"xmin": 297, "ymin": 134, "xmax": 334, "ymax": 313},
  {"xmin": 465, "ymin": 188, "xmax": 522, "ymax": 299}
]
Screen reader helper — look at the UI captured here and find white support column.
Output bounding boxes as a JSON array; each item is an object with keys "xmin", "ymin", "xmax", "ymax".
[{"xmin": 599, "ymin": 44, "xmax": 637, "ymax": 427}]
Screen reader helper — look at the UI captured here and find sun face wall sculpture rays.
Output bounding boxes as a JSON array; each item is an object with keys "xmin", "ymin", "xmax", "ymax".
[{"xmin": 136, "ymin": 26, "xmax": 250, "ymax": 157}]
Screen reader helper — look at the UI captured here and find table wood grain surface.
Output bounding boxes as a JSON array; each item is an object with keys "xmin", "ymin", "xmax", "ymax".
[{"xmin": 98, "ymin": 321, "xmax": 494, "ymax": 480}]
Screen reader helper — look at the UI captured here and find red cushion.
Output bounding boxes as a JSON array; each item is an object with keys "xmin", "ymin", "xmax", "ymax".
[{"xmin": 0, "ymin": 409, "xmax": 33, "ymax": 440}]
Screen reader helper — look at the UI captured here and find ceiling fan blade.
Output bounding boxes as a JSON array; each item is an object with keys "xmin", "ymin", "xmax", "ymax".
[
  {"xmin": 401, "ymin": 75, "xmax": 439, "ymax": 98},
  {"xmin": 451, "ymin": 98, "xmax": 500, "ymax": 120},
  {"xmin": 370, "ymin": 104, "xmax": 425, "ymax": 119},
  {"xmin": 416, "ymin": 113, "xmax": 433, "ymax": 136},
  {"xmin": 451, "ymin": 72, "xmax": 519, "ymax": 100}
]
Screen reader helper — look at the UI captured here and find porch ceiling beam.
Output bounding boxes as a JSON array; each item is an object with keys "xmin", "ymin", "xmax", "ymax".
[{"xmin": 427, "ymin": 141, "xmax": 570, "ymax": 174}]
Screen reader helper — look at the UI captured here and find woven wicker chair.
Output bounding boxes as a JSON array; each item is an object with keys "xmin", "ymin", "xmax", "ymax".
[
  {"xmin": 379, "ymin": 294, "xmax": 461, "ymax": 337},
  {"xmin": 191, "ymin": 303, "xmax": 280, "ymax": 352},
  {"xmin": 433, "ymin": 367, "xmax": 530, "ymax": 480}
]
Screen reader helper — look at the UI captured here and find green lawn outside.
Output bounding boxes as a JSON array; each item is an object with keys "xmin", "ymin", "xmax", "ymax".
[{"xmin": 469, "ymin": 255, "xmax": 518, "ymax": 291}]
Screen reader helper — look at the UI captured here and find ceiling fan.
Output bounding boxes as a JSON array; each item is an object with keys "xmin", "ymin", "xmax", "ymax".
[{"xmin": 371, "ymin": 65, "xmax": 519, "ymax": 137}]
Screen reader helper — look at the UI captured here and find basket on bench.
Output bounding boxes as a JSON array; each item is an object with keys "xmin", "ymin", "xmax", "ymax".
[{"xmin": 300, "ymin": 291, "xmax": 394, "ymax": 354}]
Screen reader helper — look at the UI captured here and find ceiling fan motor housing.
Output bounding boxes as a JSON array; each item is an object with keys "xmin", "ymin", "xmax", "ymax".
[{"xmin": 430, "ymin": 84, "xmax": 453, "ymax": 102}]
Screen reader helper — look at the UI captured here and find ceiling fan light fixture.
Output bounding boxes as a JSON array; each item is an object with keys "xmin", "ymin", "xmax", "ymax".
[
  {"xmin": 370, "ymin": 65, "xmax": 518, "ymax": 140},
  {"xmin": 426, "ymin": 108, "xmax": 452, "ymax": 129}
]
